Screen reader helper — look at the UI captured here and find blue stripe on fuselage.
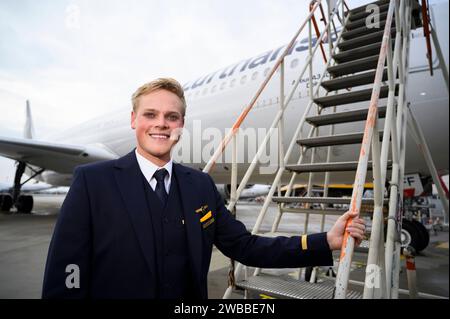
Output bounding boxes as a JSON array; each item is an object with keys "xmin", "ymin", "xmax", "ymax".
[{"xmin": 183, "ymin": 32, "xmax": 338, "ymax": 92}]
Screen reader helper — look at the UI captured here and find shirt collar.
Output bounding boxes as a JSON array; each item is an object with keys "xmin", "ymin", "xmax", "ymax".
[{"xmin": 135, "ymin": 149, "xmax": 173, "ymax": 182}]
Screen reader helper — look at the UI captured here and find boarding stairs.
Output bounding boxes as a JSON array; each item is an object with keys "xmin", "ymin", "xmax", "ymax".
[{"xmin": 203, "ymin": 0, "xmax": 448, "ymax": 299}]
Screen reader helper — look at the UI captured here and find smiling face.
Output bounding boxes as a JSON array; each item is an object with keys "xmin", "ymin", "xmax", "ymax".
[{"xmin": 131, "ymin": 89, "xmax": 184, "ymax": 166}]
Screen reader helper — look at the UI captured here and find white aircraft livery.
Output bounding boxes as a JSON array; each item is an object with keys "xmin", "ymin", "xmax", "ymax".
[{"xmin": 0, "ymin": 0, "xmax": 448, "ymax": 211}]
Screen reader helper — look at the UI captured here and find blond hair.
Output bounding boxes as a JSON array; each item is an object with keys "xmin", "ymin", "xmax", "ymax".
[{"xmin": 131, "ymin": 78, "xmax": 186, "ymax": 116}]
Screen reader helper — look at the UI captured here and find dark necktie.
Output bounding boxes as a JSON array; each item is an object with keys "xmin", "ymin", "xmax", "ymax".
[{"xmin": 153, "ymin": 168, "xmax": 168, "ymax": 206}]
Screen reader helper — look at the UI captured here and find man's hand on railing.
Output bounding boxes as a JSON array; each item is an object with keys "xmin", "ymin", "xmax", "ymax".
[{"xmin": 326, "ymin": 210, "xmax": 366, "ymax": 250}]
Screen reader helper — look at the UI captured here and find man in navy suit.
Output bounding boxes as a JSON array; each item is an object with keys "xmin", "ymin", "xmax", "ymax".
[{"xmin": 42, "ymin": 78, "xmax": 365, "ymax": 299}]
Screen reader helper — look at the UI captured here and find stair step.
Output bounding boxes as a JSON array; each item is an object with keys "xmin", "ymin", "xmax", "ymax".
[
  {"xmin": 345, "ymin": 12, "xmax": 388, "ymax": 31},
  {"xmin": 285, "ymin": 160, "xmax": 392, "ymax": 173},
  {"xmin": 338, "ymin": 28, "xmax": 396, "ymax": 51},
  {"xmin": 305, "ymin": 106, "xmax": 387, "ymax": 126},
  {"xmin": 347, "ymin": 1, "xmax": 420, "ymax": 31},
  {"xmin": 235, "ymin": 274, "xmax": 362, "ymax": 299},
  {"xmin": 297, "ymin": 131, "xmax": 383, "ymax": 147},
  {"xmin": 349, "ymin": 0, "xmax": 389, "ymax": 15},
  {"xmin": 279, "ymin": 207, "xmax": 347, "ymax": 216},
  {"xmin": 327, "ymin": 56, "xmax": 380, "ymax": 78},
  {"xmin": 349, "ymin": 2, "xmax": 390, "ymax": 22},
  {"xmin": 342, "ymin": 20, "xmax": 394, "ymax": 40},
  {"xmin": 323, "ymin": 69, "xmax": 389, "ymax": 91},
  {"xmin": 278, "ymin": 207, "xmax": 373, "ymax": 217},
  {"xmin": 313, "ymin": 85, "xmax": 398, "ymax": 108},
  {"xmin": 333, "ymin": 41, "xmax": 393, "ymax": 63},
  {"xmin": 272, "ymin": 196, "xmax": 388, "ymax": 205}
]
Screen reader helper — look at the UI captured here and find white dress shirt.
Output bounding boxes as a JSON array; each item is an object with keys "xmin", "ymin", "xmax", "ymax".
[{"xmin": 135, "ymin": 149, "xmax": 172, "ymax": 194}]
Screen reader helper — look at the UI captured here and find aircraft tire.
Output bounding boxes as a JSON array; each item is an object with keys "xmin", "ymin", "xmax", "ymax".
[
  {"xmin": 401, "ymin": 220, "xmax": 421, "ymax": 252},
  {"xmin": 15, "ymin": 195, "xmax": 33, "ymax": 214},
  {"xmin": 0, "ymin": 194, "xmax": 13, "ymax": 212},
  {"xmin": 411, "ymin": 220, "xmax": 430, "ymax": 252}
]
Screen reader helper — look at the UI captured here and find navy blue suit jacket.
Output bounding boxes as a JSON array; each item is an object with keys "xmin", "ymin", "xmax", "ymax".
[{"xmin": 42, "ymin": 150, "xmax": 333, "ymax": 299}]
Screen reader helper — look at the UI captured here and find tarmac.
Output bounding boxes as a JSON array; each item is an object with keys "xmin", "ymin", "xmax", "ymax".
[{"xmin": 0, "ymin": 194, "xmax": 448, "ymax": 299}]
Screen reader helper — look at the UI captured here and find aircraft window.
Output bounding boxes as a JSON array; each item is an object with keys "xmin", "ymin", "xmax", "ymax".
[
  {"xmin": 264, "ymin": 68, "xmax": 270, "ymax": 77},
  {"xmin": 211, "ymin": 85, "xmax": 217, "ymax": 93},
  {"xmin": 252, "ymin": 72, "xmax": 258, "ymax": 80},
  {"xmin": 240, "ymin": 75, "xmax": 247, "ymax": 85},
  {"xmin": 291, "ymin": 58, "xmax": 299, "ymax": 68},
  {"xmin": 230, "ymin": 78, "xmax": 236, "ymax": 87},
  {"xmin": 220, "ymin": 82, "xmax": 226, "ymax": 90}
]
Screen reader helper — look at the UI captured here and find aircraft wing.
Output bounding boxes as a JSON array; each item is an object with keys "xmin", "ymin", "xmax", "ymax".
[{"xmin": 0, "ymin": 135, "xmax": 118, "ymax": 174}]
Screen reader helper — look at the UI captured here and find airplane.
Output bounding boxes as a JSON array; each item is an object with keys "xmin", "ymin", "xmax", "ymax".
[
  {"xmin": 222, "ymin": 184, "xmax": 271, "ymax": 201},
  {"xmin": 34, "ymin": 186, "xmax": 69, "ymax": 195},
  {"xmin": 0, "ymin": 0, "xmax": 448, "ymax": 214},
  {"xmin": 0, "ymin": 181, "xmax": 54, "ymax": 194},
  {"xmin": 0, "ymin": 179, "xmax": 55, "ymax": 212}
]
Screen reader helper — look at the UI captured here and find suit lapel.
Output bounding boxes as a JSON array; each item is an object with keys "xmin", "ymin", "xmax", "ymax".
[
  {"xmin": 173, "ymin": 163, "xmax": 203, "ymax": 287},
  {"xmin": 113, "ymin": 151, "xmax": 157, "ymax": 280}
]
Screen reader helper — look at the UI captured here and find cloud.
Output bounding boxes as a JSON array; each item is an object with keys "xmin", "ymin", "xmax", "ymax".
[
  {"xmin": 0, "ymin": 0, "xmax": 402, "ymax": 182},
  {"xmin": 0, "ymin": 0, "xmax": 376, "ymax": 137}
]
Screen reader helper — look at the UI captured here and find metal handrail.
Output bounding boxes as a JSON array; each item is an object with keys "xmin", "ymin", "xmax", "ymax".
[
  {"xmin": 214, "ymin": 0, "xmax": 421, "ymax": 300},
  {"xmin": 224, "ymin": 5, "xmax": 347, "ymax": 216},
  {"xmin": 202, "ymin": 0, "xmax": 324, "ymax": 174},
  {"xmin": 311, "ymin": 1, "xmax": 329, "ymax": 63},
  {"xmin": 334, "ymin": 0, "xmax": 399, "ymax": 299},
  {"xmin": 222, "ymin": 2, "xmax": 349, "ymax": 299},
  {"xmin": 421, "ymin": 0, "xmax": 434, "ymax": 75}
]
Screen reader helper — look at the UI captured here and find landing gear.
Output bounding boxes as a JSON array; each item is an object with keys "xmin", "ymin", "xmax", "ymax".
[
  {"xmin": 15, "ymin": 195, "xmax": 34, "ymax": 214},
  {"xmin": 1, "ymin": 194, "xmax": 34, "ymax": 214},
  {"xmin": 10, "ymin": 161, "xmax": 33, "ymax": 213},
  {"xmin": 401, "ymin": 219, "xmax": 430, "ymax": 253},
  {"xmin": 410, "ymin": 220, "xmax": 430, "ymax": 252},
  {"xmin": 1, "ymin": 161, "xmax": 44, "ymax": 214},
  {"xmin": 0, "ymin": 194, "xmax": 13, "ymax": 212}
]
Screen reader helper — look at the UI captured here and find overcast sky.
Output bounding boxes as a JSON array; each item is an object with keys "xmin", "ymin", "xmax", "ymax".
[
  {"xmin": 0, "ymin": 0, "xmax": 346, "ymax": 181},
  {"xmin": 0, "ymin": 0, "xmax": 318, "ymax": 137},
  {"xmin": 0, "ymin": 0, "xmax": 390, "ymax": 138}
]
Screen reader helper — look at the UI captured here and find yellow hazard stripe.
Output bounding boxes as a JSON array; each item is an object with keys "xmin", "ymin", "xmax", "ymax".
[
  {"xmin": 301, "ymin": 235, "xmax": 308, "ymax": 250},
  {"xmin": 436, "ymin": 241, "xmax": 449, "ymax": 249},
  {"xmin": 200, "ymin": 211, "xmax": 212, "ymax": 223}
]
